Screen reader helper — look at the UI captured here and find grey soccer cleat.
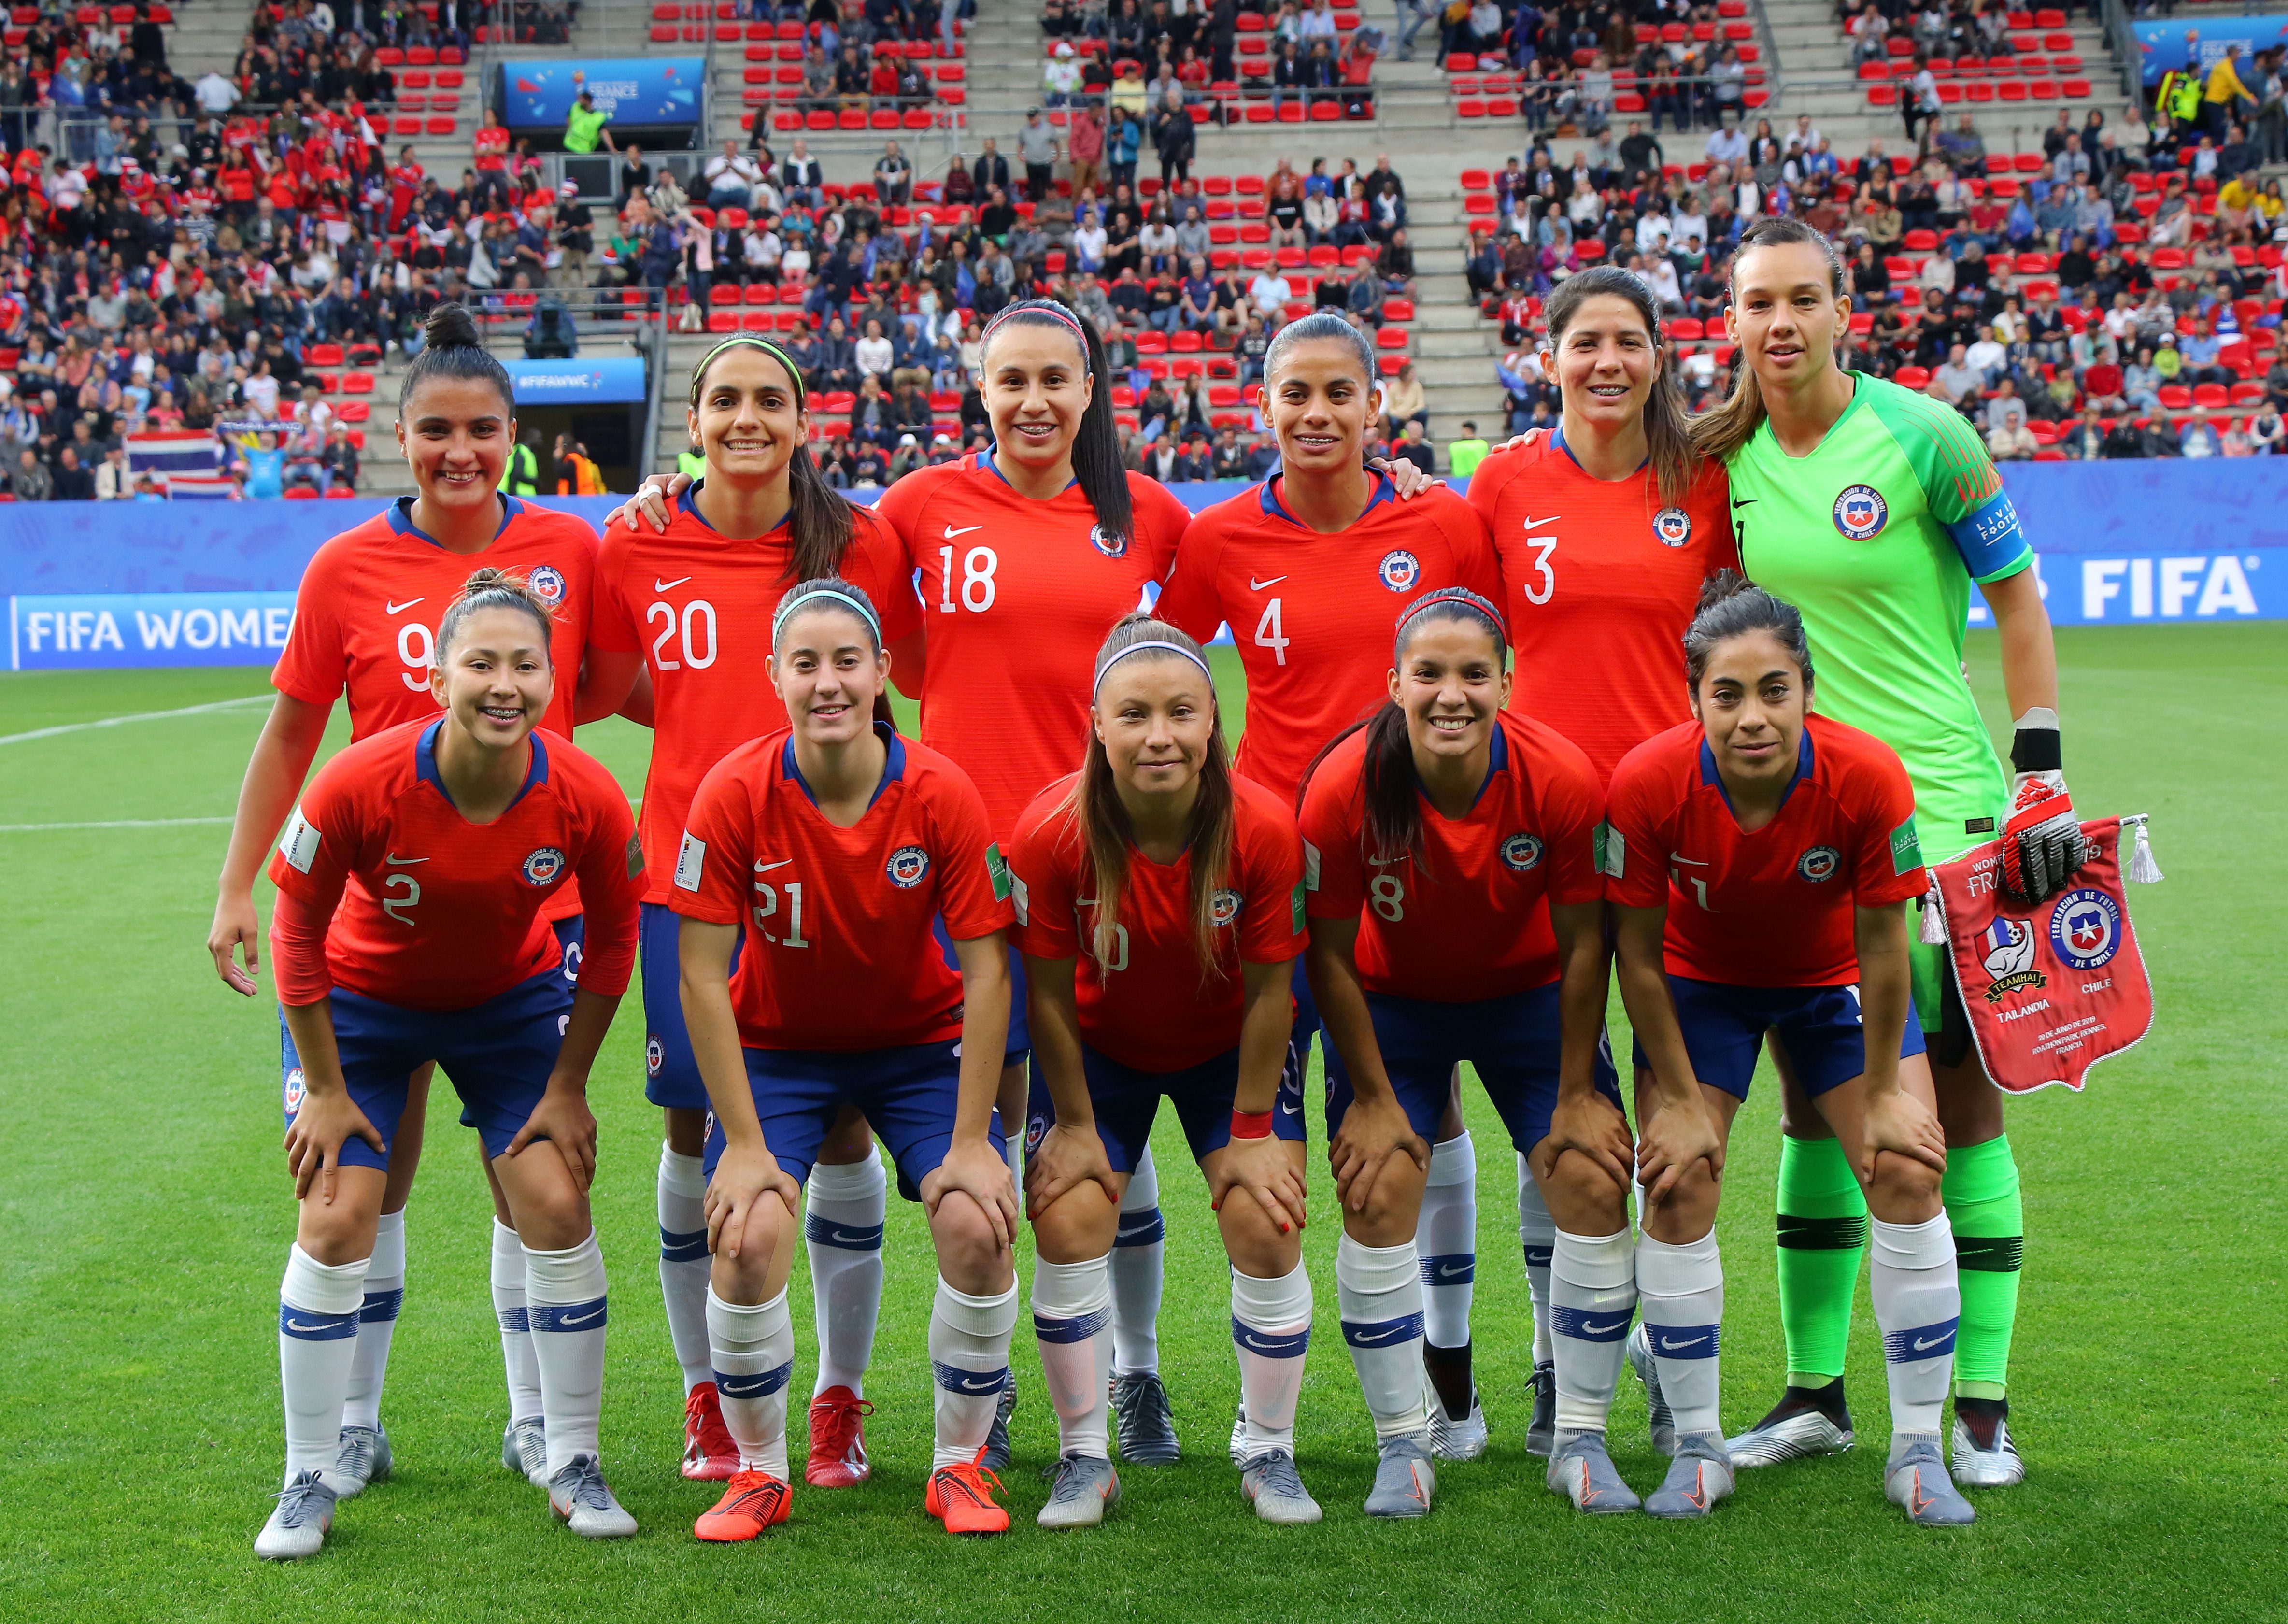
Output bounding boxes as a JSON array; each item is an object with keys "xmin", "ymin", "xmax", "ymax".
[
  {"xmin": 1363, "ymin": 1433, "xmax": 1436, "ymax": 1518},
  {"xmin": 1110, "ymin": 1370, "xmax": 1181, "ymax": 1465},
  {"xmin": 1725, "ymin": 1386, "xmax": 1857, "ymax": 1467},
  {"xmin": 547, "ymin": 1453, "xmax": 638, "ymax": 1539},
  {"xmin": 1427, "ymin": 1387, "xmax": 1489, "ymax": 1461},
  {"xmin": 1626, "ymin": 1325, "xmax": 1677, "ymax": 1457},
  {"xmin": 1037, "ymin": 1453, "xmax": 1121, "ymax": 1529},
  {"xmin": 1886, "ymin": 1433, "xmax": 1977, "ymax": 1526},
  {"xmin": 980, "ymin": 1373, "xmax": 1017, "ymax": 1475},
  {"xmin": 255, "ymin": 1469, "xmax": 338, "ymax": 1560},
  {"xmin": 1228, "ymin": 1401, "xmax": 1249, "ymax": 1465},
  {"xmin": 1239, "ymin": 1447, "xmax": 1323, "ymax": 1524},
  {"xmin": 330, "ymin": 1424, "xmax": 392, "ymax": 1499},
  {"xmin": 1644, "ymin": 1430, "xmax": 1735, "ymax": 1519},
  {"xmin": 1950, "ymin": 1407, "xmax": 2027, "ymax": 1488},
  {"xmin": 1547, "ymin": 1429, "xmax": 1642, "ymax": 1514},
  {"xmin": 502, "ymin": 1417, "xmax": 549, "ymax": 1487},
  {"xmin": 1524, "ymin": 1360, "xmax": 1557, "ymax": 1457}
]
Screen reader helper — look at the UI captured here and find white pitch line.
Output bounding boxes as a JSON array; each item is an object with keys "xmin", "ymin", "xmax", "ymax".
[
  {"xmin": 0, "ymin": 694, "xmax": 270, "ymax": 747},
  {"xmin": 0, "ymin": 815, "xmax": 234, "ymax": 831}
]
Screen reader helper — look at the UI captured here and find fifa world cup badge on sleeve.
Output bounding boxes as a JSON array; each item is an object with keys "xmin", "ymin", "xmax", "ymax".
[
  {"xmin": 673, "ymin": 832, "xmax": 706, "ymax": 892},
  {"xmin": 279, "ymin": 807, "xmax": 321, "ymax": 873},
  {"xmin": 1922, "ymin": 817, "xmax": 2159, "ymax": 1093}
]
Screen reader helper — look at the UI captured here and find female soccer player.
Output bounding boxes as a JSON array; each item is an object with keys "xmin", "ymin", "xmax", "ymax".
[
  {"xmin": 1155, "ymin": 311, "xmax": 1504, "ymax": 1460},
  {"xmin": 1014, "ymin": 616, "xmax": 1317, "ymax": 1528},
  {"xmin": 1697, "ymin": 216, "xmax": 2075, "ymax": 1487},
  {"xmin": 1592, "ymin": 573, "xmax": 1970, "ymax": 1525},
  {"xmin": 670, "ymin": 578, "xmax": 1021, "ymax": 1540},
  {"xmin": 1297, "ymin": 588, "xmax": 1608, "ymax": 1518},
  {"xmin": 209, "ymin": 304, "xmax": 606, "ymax": 1496},
  {"xmin": 1462, "ymin": 266, "xmax": 1737, "ymax": 1458},
  {"xmin": 581, "ymin": 335, "xmax": 915, "ymax": 1490},
  {"xmin": 255, "ymin": 569, "xmax": 644, "ymax": 1558}
]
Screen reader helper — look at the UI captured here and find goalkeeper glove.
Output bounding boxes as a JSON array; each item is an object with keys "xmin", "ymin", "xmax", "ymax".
[{"xmin": 2001, "ymin": 707, "xmax": 2087, "ymax": 905}]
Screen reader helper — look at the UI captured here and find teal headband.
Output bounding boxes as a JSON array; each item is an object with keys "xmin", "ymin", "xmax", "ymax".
[
  {"xmin": 772, "ymin": 584, "xmax": 881, "ymax": 645},
  {"xmin": 690, "ymin": 335, "xmax": 807, "ymax": 413}
]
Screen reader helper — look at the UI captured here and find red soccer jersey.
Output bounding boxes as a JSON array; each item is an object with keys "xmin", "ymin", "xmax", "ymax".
[
  {"xmin": 1301, "ymin": 709, "xmax": 1604, "ymax": 1003},
  {"xmin": 1465, "ymin": 432, "xmax": 1737, "ymax": 788},
  {"xmin": 266, "ymin": 718, "xmax": 643, "ymax": 1011},
  {"xmin": 669, "ymin": 726, "xmax": 1015, "ymax": 1051},
  {"xmin": 1603, "ymin": 713, "xmax": 1930, "ymax": 987},
  {"xmin": 869, "ymin": 452, "xmax": 1193, "ymax": 840},
  {"xmin": 272, "ymin": 495, "xmax": 598, "ymax": 743},
  {"xmin": 590, "ymin": 488, "xmax": 917, "ymax": 904},
  {"xmin": 1009, "ymin": 771, "xmax": 1307, "ymax": 1072},
  {"xmin": 1156, "ymin": 474, "xmax": 1500, "ymax": 808}
]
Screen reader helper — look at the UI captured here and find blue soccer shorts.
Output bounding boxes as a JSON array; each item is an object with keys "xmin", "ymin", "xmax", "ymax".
[
  {"xmin": 1634, "ymin": 975, "xmax": 1928, "ymax": 1099},
  {"xmin": 1023, "ymin": 1041, "xmax": 1308, "ymax": 1172},
  {"xmin": 640, "ymin": 898, "xmax": 745, "ymax": 1111}
]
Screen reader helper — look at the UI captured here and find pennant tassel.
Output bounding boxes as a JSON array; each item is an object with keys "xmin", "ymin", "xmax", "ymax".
[
  {"xmin": 1918, "ymin": 884, "xmax": 1948, "ymax": 944},
  {"xmin": 2123, "ymin": 814, "xmax": 2163, "ymax": 884}
]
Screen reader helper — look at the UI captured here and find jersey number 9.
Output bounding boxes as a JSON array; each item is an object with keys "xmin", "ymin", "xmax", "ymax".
[{"xmin": 396, "ymin": 621, "xmax": 434, "ymax": 692}]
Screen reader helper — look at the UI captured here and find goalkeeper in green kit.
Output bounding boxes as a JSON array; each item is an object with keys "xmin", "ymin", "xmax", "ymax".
[{"xmin": 1673, "ymin": 218, "xmax": 2085, "ymax": 1493}]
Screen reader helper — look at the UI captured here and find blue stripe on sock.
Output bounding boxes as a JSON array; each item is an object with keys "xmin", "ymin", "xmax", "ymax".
[
  {"xmin": 1522, "ymin": 1244, "xmax": 1554, "ymax": 1268},
  {"xmin": 1550, "ymin": 1305, "xmax": 1634, "ymax": 1343},
  {"xmin": 1114, "ymin": 1208, "xmax": 1165, "ymax": 1247},
  {"xmin": 1340, "ymin": 1312, "xmax": 1424, "ymax": 1350},
  {"xmin": 1032, "ymin": 1306, "xmax": 1111, "ymax": 1344},
  {"xmin": 528, "ymin": 1296, "xmax": 609, "ymax": 1333},
  {"xmin": 1883, "ymin": 1316, "xmax": 1959, "ymax": 1363},
  {"xmin": 804, "ymin": 1212, "xmax": 885, "ymax": 1251},
  {"xmin": 496, "ymin": 1305, "xmax": 531, "ymax": 1334},
  {"xmin": 1232, "ymin": 1319, "xmax": 1310, "ymax": 1358},
  {"xmin": 1643, "ymin": 1321, "xmax": 1720, "ymax": 1359},
  {"xmin": 357, "ymin": 1286, "xmax": 405, "ymax": 1324},
  {"xmin": 716, "ymin": 1361, "xmax": 793, "ymax": 1400},
  {"xmin": 660, "ymin": 1225, "xmax": 709, "ymax": 1263},
  {"xmin": 279, "ymin": 1303, "xmax": 360, "ymax": 1341},
  {"xmin": 931, "ymin": 1360, "xmax": 1011, "ymax": 1396},
  {"xmin": 1419, "ymin": 1252, "xmax": 1476, "ymax": 1286}
]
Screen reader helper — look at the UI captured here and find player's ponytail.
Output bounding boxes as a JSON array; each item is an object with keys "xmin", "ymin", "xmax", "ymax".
[
  {"xmin": 1682, "ymin": 568, "xmax": 1815, "ymax": 691},
  {"xmin": 1544, "ymin": 265, "xmax": 1697, "ymax": 507},
  {"xmin": 400, "ymin": 301, "xmax": 516, "ymax": 418},
  {"xmin": 1691, "ymin": 217, "xmax": 1849, "ymax": 466},
  {"xmin": 437, "ymin": 566, "xmax": 555, "ymax": 659},
  {"xmin": 981, "ymin": 299, "xmax": 1135, "ymax": 557},
  {"xmin": 1067, "ymin": 613, "xmax": 1236, "ymax": 980}
]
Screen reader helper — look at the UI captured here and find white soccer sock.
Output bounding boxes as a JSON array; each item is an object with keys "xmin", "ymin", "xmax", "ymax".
[
  {"xmin": 1032, "ymin": 1254, "xmax": 1114, "ymax": 1459},
  {"xmin": 658, "ymin": 1142, "xmax": 713, "ymax": 1394},
  {"xmin": 1336, "ymin": 1234, "xmax": 1431, "ymax": 1441},
  {"xmin": 1108, "ymin": 1147, "xmax": 1165, "ymax": 1377},
  {"xmin": 1871, "ymin": 1212, "xmax": 1961, "ymax": 1437},
  {"xmin": 278, "ymin": 1244, "xmax": 371, "ymax": 1487},
  {"xmin": 339, "ymin": 1209, "xmax": 404, "ymax": 1432},
  {"xmin": 1551, "ymin": 1226, "xmax": 1636, "ymax": 1437},
  {"xmin": 929, "ymin": 1276, "xmax": 1019, "ymax": 1468},
  {"xmin": 1518, "ymin": 1155, "xmax": 1555, "ymax": 1366},
  {"xmin": 804, "ymin": 1147, "xmax": 886, "ymax": 1399},
  {"xmin": 1419, "ymin": 1131, "xmax": 1478, "ymax": 1350},
  {"xmin": 1232, "ymin": 1260, "xmax": 1312, "ymax": 1456},
  {"xmin": 489, "ymin": 1218, "xmax": 543, "ymax": 1424},
  {"xmin": 1636, "ymin": 1229, "xmax": 1724, "ymax": 1438},
  {"xmin": 525, "ymin": 1229, "xmax": 609, "ymax": 1476},
  {"xmin": 708, "ymin": 1286, "xmax": 795, "ymax": 1481}
]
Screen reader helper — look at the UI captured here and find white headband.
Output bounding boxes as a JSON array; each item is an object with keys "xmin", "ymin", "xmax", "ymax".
[
  {"xmin": 773, "ymin": 585, "xmax": 881, "ymax": 643},
  {"xmin": 1093, "ymin": 639, "xmax": 1213, "ymax": 691}
]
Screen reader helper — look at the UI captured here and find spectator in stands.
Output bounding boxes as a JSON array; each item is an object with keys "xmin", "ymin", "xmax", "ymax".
[
  {"xmin": 11, "ymin": 445, "xmax": 50, "ymax": 501},
  {"xmin": 1150, "ymin": 89, "xmax": 1194, "ymax": 186},
  {"xmin": 2179, "ymin": 405, "xmax": 2223, "ymax": 457},
  {"xmin": 564, "ymin": 89, "xmax": 615, "ymax": 156},
  {"xmin": 1382, "ymin": 358, "xmax": 1427, "ymax": 442}
]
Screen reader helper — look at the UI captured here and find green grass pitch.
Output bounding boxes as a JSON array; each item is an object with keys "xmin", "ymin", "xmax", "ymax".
[{"xmin": 0, "ymin": 626, "xmax": 2281, "ymax": 1624}]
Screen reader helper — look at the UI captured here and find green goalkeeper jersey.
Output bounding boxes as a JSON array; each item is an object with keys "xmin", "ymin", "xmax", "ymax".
[{"xmin": 1726, "ymin": 371, "xmax": 2032, "ymax": 864}]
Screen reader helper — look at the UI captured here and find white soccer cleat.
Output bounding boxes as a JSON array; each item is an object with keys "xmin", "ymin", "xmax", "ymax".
[
  {"xmin": 1363, "ymin": 1433, "xmax": 1436, "ymax": 1518},
  {"xmin": 1427, "ymin": 1387, "xmax": 1489, "ymax": 1461},
  {"xmin": 255, "ymin": 1469, "xmax": 337, "ymax": 1560},
  {"xmin": 1886, "ymin": 1433, "xmax": 1976, "ymax": 1526},
  {"xmin": 1547, "ymin": 1429, "xmax": 1641, "ymax": 1514},
  {"xmin": 1625, "ymin": 1325, "xmax": 1677, "ymax": 1457},
  {"xmin": 1037, "ymin": 1453, "xmax": 1121, "ymax": 1529},
  {"xmin": 1239, "ymin": 1447, "xmax": 1322, "ymax": 1524},
  {"xmin": 503, "ymin": 1417, "xmax": 548, "ymax": 1487},
  {"xmin": 1724, "ymin": 1386, "xmax": 1856, "ymax": 1467},
  {"xmin": 548, "ymin": 1454, "xmax": 638, "ymax": 1539},
  {"xmin": 1644, "ymin": 1431, "xmax": 1734, "ymax": 1519},
  {"xmin": 1950, "ymin": 1407, "xmax": 2027, "ymax": 1488}
]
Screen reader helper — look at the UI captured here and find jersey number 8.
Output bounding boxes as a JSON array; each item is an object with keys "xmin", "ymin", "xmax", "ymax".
[
  {"xmin": 1369, "ymin": 873, "xmax": 1405, "ymax": 922},
  {"xmin": 938, "ymin": 545, "xmax": 999, "ymax": 613}
]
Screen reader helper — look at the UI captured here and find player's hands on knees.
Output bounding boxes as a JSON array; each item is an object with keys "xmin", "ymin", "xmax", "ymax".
[
  {"xmin": 617, "ymin": 470, "xmax": 691, "ymax": 532},
  {"xmin": 1023, "ymin": 1120, "xmax": 1118, "ymax": 1221},
  {"xmin": 1210, "ymin": 1134, "xmax": 1307, "ymax": 1236},
  {"xmin": 284, "ymin": 1092, "xmax": 386, "ymax": 1205},
  {"xmin": 923, "ymin": 1136, "xmax": 1019, "ymax": 1251},
  {"xmin": 706, "ymin": 1142, "xmax": 800, "ymax": 1259},
  {"xmin": 1856, "ymin": 1086, "xmax": 1948, "ymax": 1182},
  {"xmin": 1329, "ymin": 1095, "xmax": 1429, "ymax": 1216},
  {"xmin": 209, "ymin": 891, "xmax": 262, "ymax": 995},
  {"xmin": 507, "ymin": 1082, "xmax": 599, "ymax": 1195},
  {"xmin": 1635, "ymin": 1091, "xmax": 1723, "ymax": 1206},
  {"xmin": 1545, "ymin": 1091, "xmax": 1635, "ymax": 1193}
]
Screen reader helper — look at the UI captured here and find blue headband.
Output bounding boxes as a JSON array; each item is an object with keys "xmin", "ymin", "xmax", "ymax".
[{"xmin": 772, "ymin": 585, "xmax": 881, "ymax": 644}]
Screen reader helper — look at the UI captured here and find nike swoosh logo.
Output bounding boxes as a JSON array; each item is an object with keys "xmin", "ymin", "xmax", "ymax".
[
  {"xmin": 1659, "ymin": 1336, "xmax": 1710, "ymax": 1353},
  {"xmin": 1519, "ymin": 514, "xmax": 1560, "ymax": 530},
  {"xmin": 1669, "ymin": 853, "xmax": 1708, "ymax": 867},
  {"xmin": 753, "ymin": 859, "xmax": 793, "ymax": 873},
  {"xmin": 950, "ymin": 1371, "xmax": 1005, "ymax": 1392},
  {"xmin": 1353, "ymin": 1326, "xmax": 1408, "ymax": 1345},
  {"xmin": 384, "ymin": 598, "xmax": 424, "ymax": 615},
  {"xmin": 1249, "ymin": 574, "xmax": 1287, "ymax": 590},
  {"xmin": 1731, "ymin": 497, "xmax": 1757, "ymax": 507},
  {"xmin": 942, "ymin": 524, "xmax": 983, "ymax": 539},
  {"xmin": 1912, "ymin": 1334, "xmax": 1948, "ymax": 1352},
  {"xmin": 284, "ymin": 1318, "xmax": 341, "ymax": 1333},
  {"xmin": 828, "ymin": 1229, "xmax": 877, "ymax": 1245},
  {"xmin": 1236, "ymin": 1331, "xmax": 1284, "ymax": 1353},
  {"xmin": 1437, "ymin": 1263, "xmax": 1472, "ymax": 1280},
  {"xmin": 1367, "ymin": 856, "xmax": 1401, "ymax": 867},
  {"xmin": 1581, "ymin": 1317, "xmax": 1628, "ymax": 1335},
  {"xmin": 562, "ymin": 1308, "xmax": 604, "ymax": 1327},
  {"xmin": 384, "ymin": 853, "xmax": 426, "ymax": 865},
  {"xmin": 1277, "ymin": 1098, "xmax": 1300, "ymax": 1116},
  {"xmin": 654, "ymin": 576, "xmax": 693, "ymax": 592}
]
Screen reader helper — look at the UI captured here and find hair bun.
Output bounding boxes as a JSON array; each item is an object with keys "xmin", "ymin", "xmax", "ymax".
[
  {"xmin": 1693, "ymin": 568, "xmax": 1754, "ymax": 614},
  {"xmin": 425, "ymin": 302, "xmax": 482, "ymax": 351}
]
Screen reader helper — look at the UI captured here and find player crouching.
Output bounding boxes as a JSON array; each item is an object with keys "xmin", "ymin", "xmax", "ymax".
[
  {"xmin": 256, "ymin": 570, "xmax": 643, "ymax": 1557},
  {"xmin": 672, "ymin": 579, "xmax": 1022, "ymax": 1539}
]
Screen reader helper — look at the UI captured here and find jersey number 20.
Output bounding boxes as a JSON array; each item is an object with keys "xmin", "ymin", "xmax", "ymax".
[{"xmin": 648, "ymin": 599, "xmax": 719, "ymax": 670}]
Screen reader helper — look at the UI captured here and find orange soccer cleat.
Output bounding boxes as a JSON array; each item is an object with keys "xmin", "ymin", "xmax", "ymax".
[
  {"xmin": 694, "ymin": 1469, "xmax": 792, "ymax": 1542},
  {"xmin": 805, "ymin": 1386, "xmax": 874, "ymax": 1488},
  {"xmin": 925, "ymin": 1452, "xmax": 1010, "ymax": 1535},
  {"xmin": 681, "ymin": 1381, "xmax": 740, "ymax": 1482}
]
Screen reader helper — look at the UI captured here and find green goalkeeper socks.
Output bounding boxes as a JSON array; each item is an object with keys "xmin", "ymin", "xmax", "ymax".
[
  {"xmin": 1943, "ymin": 1135, "xmax": 2024, "ymax": 1400},
  {"xmin": 1775, "ymin": 1133, "xmax": 1868, "ymax": 1389}
]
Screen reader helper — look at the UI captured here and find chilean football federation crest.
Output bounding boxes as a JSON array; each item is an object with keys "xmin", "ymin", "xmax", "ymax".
[
  {"xmin": 1089, "ymin": 523, "xmax": 1127, "ymax": 558},
  {"xmin": 1499, "ymin": 832, "xmax": 1545, "ymax": 872},
  {"xmin": 1377, "ymin": 549, "xmax": 1421, "ymax": 591},
  {"xmin": 1211, "ymin": 888, "xmax": 1243, "ymax": 928},
  {"xmin": 1796, "ymin": 845, "xmax": 1842, "ymax": 882},
  {"xmin": 646, "ymin": 1036, "xmax": 664, "ymax": 1077},
  {"xmin": 1833, "ymin": 485, "xmax": 1889, "ymax": 540},
  {"xmin": 886, "ymin": 845, "xmax": 931, "ymax": 888},
  {"xmin": 521, "ymin": 847, "xmax": 567, "ymax": 886},
  {"xmin": 1979, "ymin": 916, "xmax": 2046, "ymax": 1003},
  {"xmin": 2049, "ymin": 888, "xmax": 2123, "ymax": 971},
  {"xmin": 528, "ymin": 564, "xmax": 566, "ymax": 604},
  {"xmin": 1651, "ymin": 506, "xmax": 1692, "ymax": 547},
  {"xmin": 284, "ymin": 1066, "xmax": 306, "ymax": 1118}
]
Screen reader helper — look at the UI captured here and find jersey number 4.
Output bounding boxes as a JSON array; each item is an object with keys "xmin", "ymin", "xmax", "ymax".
[
  {"xmin": 938, "ymin": 545, "xmax": 999, "ymax": 613},
  {"xmin": 1254, "ymin": 598, "xmax": 1290, "ymax": 666}
]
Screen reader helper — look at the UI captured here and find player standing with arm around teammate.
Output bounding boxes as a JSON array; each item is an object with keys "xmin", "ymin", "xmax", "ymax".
[
  {"xmin": 670, "ymin": 579, "xmax": 1022, "ymax": 1539},
  {"xmin": 1014, "ymin": 616, "xmax": 1318, "ymax": 1529},
  {"xmin": 1297, "ymin": 589, "xmax": 1609, "ymax": 1519},
  {"xmin": 1698, "ymin": 218, "xmax": 2078, "ymax": 1487},
  {"xmin": 255, "ymin": 571, "xmax": 643, "ymax": 1558},
  {"xmin": 1460, "ymin": 266, "xmax": 1737, "ymax": 1458},
  {"xmin": 209, "ymin": 304, "xmax": 607, "ymax": 1495},
  {"xmin": 1593, "ymin": 574, "xmax": 1969, "ymax": 1524}
]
